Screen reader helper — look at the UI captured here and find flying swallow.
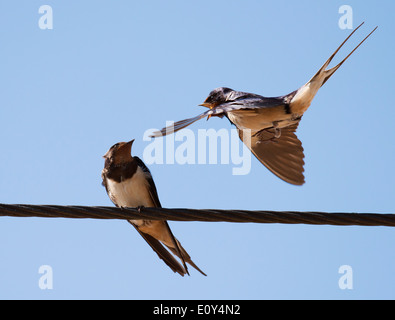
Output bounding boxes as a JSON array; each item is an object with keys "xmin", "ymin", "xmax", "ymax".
[
  {"xmin": 101, "ymin": 140, "xmax": 206, "ymax": 276},
  {"xmin": 150, "ymin": 22, "xmax": 377, "ymax": 185}
]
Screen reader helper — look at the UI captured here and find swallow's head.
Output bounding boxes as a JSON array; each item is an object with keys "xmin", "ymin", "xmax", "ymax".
[
  {"xmin": 199, "ymin": 87, "xmax": 234, "ymax": 109},
  {"xmin": 103, "ymin": 139, "xmax": 135, "ymax": 165}
]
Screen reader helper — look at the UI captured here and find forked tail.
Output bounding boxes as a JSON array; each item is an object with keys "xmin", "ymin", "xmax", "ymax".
[{"xmin": 309, "ymin": 22, "xmax": 378, "ymax": 87}]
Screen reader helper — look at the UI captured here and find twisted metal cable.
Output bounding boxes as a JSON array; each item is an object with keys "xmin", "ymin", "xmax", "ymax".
[{"xmin": 0, "ymin": 203, "xmax": 394, "ymax": 227}]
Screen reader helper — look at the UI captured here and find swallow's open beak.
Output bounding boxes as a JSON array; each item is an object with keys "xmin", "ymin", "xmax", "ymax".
[{"xmin": 199, "ymin": 103, "xmax": 212, "ymax": 109}]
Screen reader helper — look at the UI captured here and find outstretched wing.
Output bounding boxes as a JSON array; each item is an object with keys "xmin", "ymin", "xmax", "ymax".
[
  {"xmin": 149, "ymin": 92, "xmax": 292, "ymax": 138},
  {"xmin": 238, "ymin": 122, "xmax": 305, "ymax": 185},
  {"xmin": 150, "ymin": 111, "xmax": 211, "ymax": 138}
]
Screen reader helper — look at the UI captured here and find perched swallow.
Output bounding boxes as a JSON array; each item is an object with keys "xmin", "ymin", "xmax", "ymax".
[
  {"xmin": 101, "ymin": 140, "xmax": 206, "ymax": 276},
  {"xmin": 151, "ymin": 22, "xmax": 377, "ymax": 185}
]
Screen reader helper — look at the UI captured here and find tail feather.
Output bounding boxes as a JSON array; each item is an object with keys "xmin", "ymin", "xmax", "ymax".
[
  {"xmin": 166, "ymin": 240, "xmax": 207, "ymax": 276},
  {"xmin": 129, "ymin": 220, "xmax": 206, "ymax": 276},
  {"xmin": 163, "ymin": 221, "xmax": 190, "ymax": 276},
  {"xmin": 309, "ymin": 22, "xmax": 377, "ymax": 87},
  {"xmin": 320, "ymin": 25, "xmax": 378, "ymax": 86},
  {"xmin": 129, "ymin": 221, "xmax": 188, "ymax": 276}
]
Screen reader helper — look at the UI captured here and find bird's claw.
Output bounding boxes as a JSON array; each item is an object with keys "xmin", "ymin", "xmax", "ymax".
[
  {"xmin": 255, "ymin": 125, "xmax": 281, "ymax": 145},
  {"xmin": 272, "ymin": 122, "xmax": 282, "ymax": 139}
]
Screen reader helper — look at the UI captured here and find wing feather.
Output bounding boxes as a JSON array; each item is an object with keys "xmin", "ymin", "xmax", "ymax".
[{"xmin": 239, "ymin": 122, "xmax": 305, "ymax": 185}]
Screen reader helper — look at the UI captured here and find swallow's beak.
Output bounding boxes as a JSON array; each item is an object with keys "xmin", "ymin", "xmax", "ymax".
[
  {"xmin": 126, "ymin": 139, "xmax": 135, "ymax": 145},
  {"xmin": 199, "ymin": 102, "xmax": 212, "ymax": 109}
]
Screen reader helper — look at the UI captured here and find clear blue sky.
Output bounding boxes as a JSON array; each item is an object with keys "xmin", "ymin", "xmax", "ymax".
[{"xmin": 1, "ymin": 0, "xmax": 394, "ymax": 299}]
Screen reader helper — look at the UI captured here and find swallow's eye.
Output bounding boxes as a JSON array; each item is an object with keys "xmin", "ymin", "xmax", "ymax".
[{"xmin": 111, "ymin": 143, "xmax": 119, "ymax": 149}]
